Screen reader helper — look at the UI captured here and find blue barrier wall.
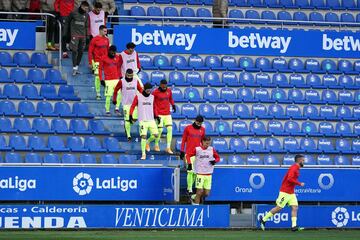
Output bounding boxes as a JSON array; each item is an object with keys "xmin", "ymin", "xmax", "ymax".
[
  {"xmin": 114, "ymin": 25, "xmax": 360, "ymax": 58},
  {"xmin": 0, "ymin": 21, "xmax": 36, "ymax": 50}
]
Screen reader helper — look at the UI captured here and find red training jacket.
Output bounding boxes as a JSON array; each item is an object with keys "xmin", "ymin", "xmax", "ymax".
[
  {"xmin": 280, "ymin": 164, "xmax": 301, "ymax": 194},
  {"xmin": 181, "ymin": 124, "xmax": 205, "ymax": 155},
  {"xmin": 152, "ymin": 88, "xmax": 175, "ymax": 116}
]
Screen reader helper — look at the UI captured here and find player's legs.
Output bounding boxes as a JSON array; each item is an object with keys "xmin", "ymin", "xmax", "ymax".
[
  {"xmin": 291, "ymin": 205, "xmax": 298, "ymax": 228},
  {"xmin": 260, "ymin": 192, "xmax": 288, "ymax": 230},
  {"xmin": 104, "ymin": 80, "xmax": 118, "ymax": 114},
  {"xmin": 139, "ymin": 121, "xmax": 149, "ymax": 160},
  {"xmin": 123, "ymin": 105, "xmax": 137, "ymax": 140},
  {"xmin": 93, "ymin": 61, "xmax": 101, "ymax": 99},
  {"xmin": 147, "ymin": 116, "xmax": 163, "ymax": 152},
  {"xmin": 288, "ymin": 195, "xmax": 303, "ymax": 231},
  {"xmin": 186, "ymin": 155, "xmax": 196, "ymax": 194},
  {"xmin": 164, "ymin": 115, "xmax": 173, "ymax": 153},
  {"xmin": 202, "ymin": 175, "xmax": 212, "ymax": 200}
]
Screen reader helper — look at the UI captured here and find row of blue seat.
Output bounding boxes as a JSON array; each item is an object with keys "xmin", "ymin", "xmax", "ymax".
[
  {"xmin": 0, "ymin": 52, "xmax": 52, "ymax": 68},
  {"xmin": 129, "ymin": 6, "xmax": 360, "ymax": 24},
  {"xmin": 0, "ymin": 117, "xmax": 108, "ymax": 135},
  {"xmin": 0, "ymin": 68, "xmax": 66, "ymax": 84},
  {"xmin": 140, "ymin": 55, "xmax": 360, "ymax": 74},
  {"xmin": 0, "ymin": 135, "xmax": 123, "ymax": 153},
  {"xmin": 124, "ymin": 0, "xmax": 360, "ymax": 11},
  {"xmin": 0, "ymin": 84, "xmax": 79, "ymax": 101},
  {"xmin": 175, "ymin": 136, "xmax": 360, "ymax": 154},
  {"xmin": 171, "ymin": 87, "xmax": 360, "ymax": 105},
  {"xmin": 0, "ymin": 101, "xmax": 93, "ymax": 118},
  {"xmin": 174, "ymin": 119, "xmax": 359, "ymax": 137}
]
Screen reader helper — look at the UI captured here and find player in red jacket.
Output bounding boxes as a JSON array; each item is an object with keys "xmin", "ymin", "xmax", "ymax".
[
  {"xmin": 54, "ymin": 0, "xmax": 74, "ymax": 58},
  {"xmin": 98, "ymin": 45, "xmax": 121, "ymax": 115},
  {"xmin": 146, "ymin": 79, "xmax": 176, "ymax": 154},
  {"xmin": 180, "ymin": 115, "xmax": 205, "ymax": 196},
  {"xmin": 259, "ymin": 154, "xmax": 305, "ymax": 232},
  {"xmin": 88, "ymin": 25, "xmax": 109, "ymax": 100}
]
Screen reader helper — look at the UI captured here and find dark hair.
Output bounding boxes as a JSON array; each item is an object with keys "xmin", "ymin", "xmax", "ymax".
[
  {"xmin": 195, "ymin": 115, "xmax": 204, "ymax": 123},
  {"xmin": 160, "ymin": 79, "xmax": 167, "ymax": 85},
  {"xmin": 126, "ymin": 42, "xmax": 136, "ymax": 49},
  {"xmin": 126, "ymin": 68, "xmax": 133, "ymax": 75},
  {"xmin": 144, "ymin": 82, "xmax": 153, "ymax": 90},
  {"xmin": 295, "ymin": 154, "xmax": 304, "ymax": 162},
  {"xmin": 202, "ymin": 136, "xmax": 211, "ymax": 142},
  {"xmin": 99, "ymin": 25, "xmax": 107, "ymax": 30},
  {"xmin": 81, "ymin": 1, "xmax": 90, "ymax": 7},
  {"xmin": 94, "ymin": 2, "xmax": 102, "ymax": 8},
  {"xmin": 109, "ymin": 45, "xmax": 117, "ymax": 52}
]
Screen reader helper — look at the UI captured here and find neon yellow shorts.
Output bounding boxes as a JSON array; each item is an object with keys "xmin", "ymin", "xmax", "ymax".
[
  {"xmin": 276, "ymin": 192, "xmax": 298, "ymax": 208},
  {"xmin": 123, "ymin": 105, "xmax": 138, "ymax": 121},
  {"xmin": 105, "ymin": 79, "xmax": 119, "ymax": 97},
  {"xmin": 139, "ymin": 120, "xmax": 159, "ymax": 137},
  {"xmin": 158, "ymin": 115, "xmax": 173, "ymax": 127},
  {"xmin": 196, "ymin": 174, "xmax": 212, "ymax": 190}
]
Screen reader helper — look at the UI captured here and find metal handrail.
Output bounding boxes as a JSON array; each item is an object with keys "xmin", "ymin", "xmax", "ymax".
[{"xmin": 0, "ymin": 11, "xmax": 62, "ymax": 70}]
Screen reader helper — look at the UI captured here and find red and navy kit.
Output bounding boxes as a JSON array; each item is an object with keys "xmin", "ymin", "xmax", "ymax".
[
  {"xmin": 98, "ymin": 55, "xmax": 121, "ymax": 81},
  {"xmin": 280, "ymin": 164, "xmax": 301, "ymax": 194},
  {"xmin": 181, "ymin": 125, "xmax": 205, "ymax": 155},
  {"xmin": 152, "ymin": 88, "xmax": 175, "ymax": 115},
  {"xmin": 88, "ymin": 36, "xmax": 109, "ymax": 65}
]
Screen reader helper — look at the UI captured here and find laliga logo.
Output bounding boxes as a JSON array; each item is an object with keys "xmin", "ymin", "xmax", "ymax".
[
  {"xmin": 332, "ymin": 207, "xmax": 349, "ymax": 228},
  {"xmin": 318, "ymin": 173, "xmax": 334, "ymax": 190},
  {"xmin": 249, "ymin": 173, "xmax": 265, "ymax": 189},
  {"xmin": 73, "ymin": 172, "xmax": 93, "ymax": 196}
]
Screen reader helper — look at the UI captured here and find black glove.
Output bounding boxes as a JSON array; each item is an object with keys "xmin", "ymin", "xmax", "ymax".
[
  {"xmin": 100, "ymin": 80, "xmax": 105, "ymax": 87},
  {"xmin": 172, "ymin": 105, "xmax": 176, "ymax": 113},
  {"xmin": 129, "ymin": 115, "xmax": 134, "ymax": 124},
  {"xmin": 187, "ymin": 163, "xmax": 192, "ymax": 171},
  {"xmin": 137, "ymin": 68, "xmax": 141, "ymax": 74},
  {"xmin": 112, "ymin": 100, "xmax": 117, "ymax": 105},
  {"xmin": 209, "ymin": 160, "xmax": 216, "ymax": 165},
  {"xmin": 155, "ymin": 116, "xmax": 161, "ymax": 125},
  {"xmin": 180, "ymin": 151, "xmax": 185, "ymax": 160}
]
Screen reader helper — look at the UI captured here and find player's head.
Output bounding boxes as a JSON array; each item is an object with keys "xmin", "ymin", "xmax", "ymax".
[
  {"xmin": 143, "ymin": 82, "xmax": 153, "ymax": 97},
  {"xmin": 126, "ymin": 42, "xmax": 136, "ymax": 54},
  {"xmin": 202, "ymin": 136, "xmax": 211, "ymax": 148},
  {"xmin": 193, "ymin": 115, "xmax": 204, "ymax": 129},
  {"xmin": 108, "ymin": 45, "xmax": 117, "ymax": 58},
  {"xmin": 93, "ymin": 2, "xmax": 102, "ymax": 14},
  {"xmin": 125, "ymin": 69, "xmax": 134, "ymax": 82},
  {"xmin": 99, "ymin": 25, "xmax": 107, "ymax": 36},
  {"xmin": 80, "ymin": 1, "xmax": 90, "ymax": 13},
  {"xmin": 159, "ymin": 79, "xmax": 168, "ymax": 92},
  {"xmin": 295, "ymin": 154, "xmax": 305, "ymax": 167}
]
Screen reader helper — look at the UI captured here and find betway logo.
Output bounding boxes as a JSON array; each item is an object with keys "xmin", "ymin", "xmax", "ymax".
[
  {"xmin": 0, "ymin": 28, "xmax": 18, "ymax": 46},
  {"xmin": 323, "ymin": 34, "xmax": 360, "ymax": 51},
  {"xmin": 132, "ymin": 28, "xmax": 196, "ymax": 51},
  {"xmin": 228, "ymin": 32, "xmax": 291, "ymax": 53}
]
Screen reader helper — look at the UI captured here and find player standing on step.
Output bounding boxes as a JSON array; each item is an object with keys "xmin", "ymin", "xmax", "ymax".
[
  {"xmin": 119, "ymin": 42, "xmax": 143, "ymax": 87},
  {"xmin": 98, "ymin": 45, "xmax": 121, "ymax": 115},
  {"xmin": 112, "ymin": 69, "xmax": 143, "ymax": 141},
  {"xmin": 129, "ymin": 83, "xmax": 160, "ymax": 160},
  {"xmin": 88, "ymin": 25, "xmax": 109, "ymax": 100},
  {"xmin": 146, "ymin": 79, "xmax": 176, "ymax": 154}
]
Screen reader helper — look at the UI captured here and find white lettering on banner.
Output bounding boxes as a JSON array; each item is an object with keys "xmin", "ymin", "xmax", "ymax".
[
  {"xmin": 0, "ymin": 176, "xmax": 36, "ymax": 192},
  {"xmin": 323, "ymin": 34, "xmax": 360, "ymax": 51},
  {"xmin": 31, "ymin": 206, "xmax": 88, "ymax": 214},
  {"xmin": 115, "ymin": 207, "xmax": 204, "ymax": 227},
  {"xmin": 228, "ymin": 32, "xmax": 291, "ymax": 54},
  {"xmin": 257, "ymin": 212, "xmax": 289, "ymax": 224},
  {"xmin": 132, "ymin": 28, "xmax": 196, "ymax": 51},
  {"xmin": 0, "ymin": 217, "xmax": 86, "ymax": 228},
  {"xmin": 0, "ymin": 29, "xmax": 18, "ymax": 46}
]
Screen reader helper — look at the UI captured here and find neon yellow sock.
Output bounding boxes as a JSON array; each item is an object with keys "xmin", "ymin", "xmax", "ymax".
[
  {"xmin": 155, "ymin": 127, "xmax": 163, "ymax": 146},
  {"xmin": 115, "ymin": 93, "xmax": 121, "ymax": 109},
  {"xmin": 263, "ymin": 212, "xmax": 274, "ymax": 222},
  {"xmin": 187, "ymin": 171, "xmax": 195, "ymax": 192},
  {"xmin": 95, "ymin": 75, "xmax": 100, "ymax": 95},
  {"xmin": 124, "ymin": 120, "xmax": 131, "ymax": 138},
  {"xmin": 147, "ymin": 135, "xmax": 156, "ymax": 144},
  {"xmin": 141, "ymin": 138, "xmax": 146, "ymax": 155},
  {"xmin": 105, "ymin": 96, "xmax": 111, "ymax": 112},
  {"xmin": 166, "ymin": 126, "xmax": 172, "ymax": 148},
  {"xmin": 291, "ymin": 217, "xmax": 297, "ymax": 227}
]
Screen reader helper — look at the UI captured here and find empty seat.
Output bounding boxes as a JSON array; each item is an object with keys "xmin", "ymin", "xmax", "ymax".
[
  {"xmin": 252, "ymin": 104, "xmax": 269, "ymax": 119},
  {"xmin": 67, "ymin": 136, "xmax": 86, "ymax": 152},
  {"xmin": 239, "ymin": 72, "xmax": 256, "ymax": 86},
  {"xmin": 184, "ymin": 87, "xmax": 204, "ymax": 102},
  {"xmin": 234, "ymin": 103, "xmax": 252, "ymax": 118},
  {"xmin": 302, "ymin": 121, "xmax": 319, "ymax": 136},
  {"xmin": 305, "ymin": 89, "xmax": 321, "ymax": 103},
  {"xmin": 104, "ymin": 137, "xmax": 123, "ymax": 153},
  {"xmin": 40, "ymin": 85, "xmax": 60, "ymax": 100},
  {"xmin": 205, "ymin": 56, "xmax": 221, "ymax": 69},
  {"xmin": 318, "ymin": 138, "xmax": 336, "ymax": 153},
  {"xmin": 189, "ymin": 55, "xmax": 205, "ymax": 69},
  {"xmin": 245, "ymin": 10, "xmax": 260, "ymax": 23},
  {"xmin": 164, "ymin": 7, "xmax": 179, "ymax": 18},
  {"xmin": 172, "ymin": 88, "xmax": 185, "ymax": 102},
  {"xmin": 338, "ymin": 60, "xmax": 354, "ymax": 73},
  {"xmin": 305, "ymin": 59, "xmax": 321, "ymax": 72},
  {"xmin": 322, "ymin": 89, "xmax": 337, "ymax": 104},
  {"xmin": 14, "ymin": 117, "xmax": 34, "ymax": 133},
  {"xmin": 0, "ymin": 100, "xmax": 20, "ymax": 116},
  {"xmin": 268, "ymin": 120, "xmax": 285, "ymax": 135},
  {"xmin": 72, "ymin": 102, "xmax": 93, "ymax": 118},
  {"xmin": 3, "ymin": 84, "xmax": 24, "ymax": 99},
  {"xmin": 228, "ymin": 155, "xmax": 246, "ymax": 165},
  {"xmin": 306, "ymin": 74, "xmax": 322, "ymax": 87},
  {"xmin": 229, "ymin": 138, "xmax": 248, "ymax": 153},
  {"xmin": 284, "ymin": 137, "xmax": 301, "ymax": 153},
  {"xmin": 180, "ymin": 7, "xmax": 195, "ymax": 18},
  {"xmin": 150, "ymin": 71, "xmax": 166, "ymax": 85},
  {"xmin": 319, "ymin": 121, "xmax": 335, "ymax": 136},
  {"xmin": 51, "ymin": 118, "xmax": 70, "ymax": 134},
  {"xmin": 5, "ymin": 152, "xmax": 22, "ymax": 163},
  {"xmin": 9, "ymin": 135, "xmax": 29, "ymax": 150},
  {"xmin": 130, "ymin": 6, "xmax": 146, "ymax": 16},
  {"xmin": 171, "ymin": 55, "xmax": 189, "ymax": 70},
  {"xmin": 204, "ymin": 71, "xmax": 223, "ymax": 86},
  {"xmin": 271, "ymin": 89, "xmax": 288, "ymax": 103},
  {"xmin": 238, "ymin": 88, "xmax": 254, "ymax": 102},
  {"xmin": 337, "ymin": 106, "xmax": 352, "ymax": 120},
  {"xmin": 203, "ymin": 121, "xmax": 216, "ymax": 136},
  {"xmin": 341, "ymin": 13, "xmax": 355, "ymax": 23},
  {"xmin": 212, "ymin": 138, "xmax": 231, "ymax": 153},
  {"xmin": 289, "ymin": 58, "xmax": 305, "ymax": 72},
  {"xmin": 339, "ymin": 75, "xmax": 354, "ymax": 89},
  {"xmin": 239, "ymin": 57, "xmax": 254, "ymax": 70},
  {"xmin": 247, "ymin": 137, "xmax": 265, "ymax": 152},
  {"xmin": 84, "ymin": 136, "xmax": 106, "ymax": 152},
  {"xmin": 28, "ymin": 135, "xmax": 49, "ymax": 151},
  {"xmin": 48, "ymin": 136, "xmax": 69, "ymax": 152},
  {"xmin": 336, "ymin": 139, "xmax": 353, "ymax": 153},
  {"xmin": 0, "ymin": 67, "xmax": 10, "ymax": 83},
  {"xmin": 0, "ymin": 117, "xmax": 15, "ymax": 132},
  {"xmin": 13, "ymin": 52, "xmax": 34, "ymax": 67},
  {"xmin": 45, "ymin": 69, "xmax": 65, "ymax": 84},
  {"xmin": 88, "ymin": 119, "xmax": 109, "ymax": 135},
  {"xmin": 153, "ymin": 55, "xmax": 171, "ymax": 69},
  {"xmin": 273, "ymin": 73, "xmax": 289, "ymax": 86},
  {"xmin": 247, "ymin": 155, "xmax": 263, "ymax": 165},
  {"xmin": 25, "ymin": 153, "xmax": 42, "ymax": 163},
  {"xmin": 293, "ymin": 11, "xmax": 308, "ymax": 22},
  {"xmin": 220, "ymin": 87, "xmax": 238, "ymax": 102},
  {"xmin": 43, "ymin": 153, "xmax": 60, "ymax": 163},
  {"xmin": 222, "ymin": 72, "xmax": 240, "ymax": 87},
  {"xmin": 229, "ymin": 9, "xmax": 244, "ymax": 23},
  {"xmin": 335, "ymin": 155, "xmax": 350, "ymax": 165},
  {"xmin": 284, "ymin": 120, "xmax": 302, "ymax": 135},
  {"xmin": 186, "ymin": 71, "xmax": 205, "ymax": 86},
  {"xmin": 22, "ymin": 85, "xmax": 42, "ymax": 100},
  {"xmin": 256, "ymin": 73, "xmax": 272, "ymax": 87},
  {"xmin": 37, "ymin": 101, "xmax": 56, "ymax": 116},
  {"xmin": 265, "ymin": 137, "xmax": 283, "ymax": 153},
  {"xmin": 322, "ymin": 59, "xmax": 338, "ymax": 73},
  {"xmin": 69, "ymin": 119, "xmax": 91, "ymax": 134},
  {"xmin": 303, "ymin": 105, "xmax": 320, "ymax": 119},
  {"xmin": 232, "ymin": 120, "xmax": 250, "ymax": 135},
  {"xmin": 181, "ymin": 103, "xmax": 198, "ymax": 118},
  {"xmin": 54, "ymin": 102, "xmax": 74, "ymax": 117},
  {"xmin": 0, "ymin": 51, "xmax": 16, "ymax": 67},
  {"xmin": 261, "ymin": 10, "xmax": 277, "ymax": 22},
  {"xmin": 80, "ymin": 154, "xmax": 97, "ymax": 164},
  {"xmin": 215, "ymin": 120, "xmax": 234, "ymax": 136},
  {"xmin": 31, "ymin": 52, "xmax": 52, "ymax": 68},
  {"xmin": 215, "ymin": 104, "xmax": 233, "ymax": 119},
  {"xmin": 289, "ymin": 74, "xmax": 306, "ymax": 87},
  {"xmin": 278, "ymin": 10, "xmax": 293, "ymax": 23},
  {"xmin": 28, "ymin": 68, "xmax": 45, "ymax": 83},
  {"xmin": 59, "ymin": 85, "xmax": 80, "ymax": 101},
  {"xmin": 101, "ymin": 154, "xmax": 118, "ymax": 164},
  {"xmin": 285, "ymin": 105, "xmax": 303, "ymax": 119},
  {"xmin": 250, "ymin": 120, "xmax": 269, "ymax": 136},
  {"xmin": 61, "ymin": 153, "xmax": 78, "ymax": 164},
  {"xmin": 199, "ymin": 104, "xmax": 216, "ymax": 119},
  {"xmin": 196, "ymin": 8, "xmax": 212, "ymax": 20},
  {"xmin": 33, "ymin": 117, "xmax": 52, "ymax": 133},
  {"xmin": 169, "ymin": 71, "xmax": 187, "ymax": 86},
  {"xmin": 336, "ymin": 122, "xmax": 353, "ymax": 136},
  {"xmin": 18, "ymin": 100, "xmax": 39, "ymax": 117}
]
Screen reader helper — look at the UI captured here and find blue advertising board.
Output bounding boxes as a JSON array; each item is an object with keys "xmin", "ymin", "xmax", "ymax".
[
  {"xmin": 0, "ymin": 21, "xmax": 36, "ymax": 50},
  {"xmin": 0, "ymin": 204, "xmax": 229, "ymax": 229},
  {"xmin": 0, "ymin": 167, "xmax": 176, "ymax": 201},
  {"xmin": 255, "ymin": 205, "xmax": 360, "ymax": 228},
  {"xmin": 114, "ymin": 25, "xmax": 360, "ymax": 58},
  {"xmin": 207, "ymin": 168, "xmax": 360, "ymax": 201}
]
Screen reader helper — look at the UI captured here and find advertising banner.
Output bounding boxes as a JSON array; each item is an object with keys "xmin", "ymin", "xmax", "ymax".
[
  {"xmin": 0, "ymin": 204, "xmax": 229, "ymax": 229},
  {"xmin": 0, "ymin": 21, "xmax": 36, "ymax": 50},
  {"xmin": 114, "ymin": 25, "xmax": 360, "ymax": 58},
  {"xmin": 0, "ymin": 167, "xmax": 177, "ymax": 201},
  {"xmin": 208, "ymin": 168, "xmax": 360, "ymax": 201},
  {"xmin": 255, "ymin": 205, "xmax": 360, "ymax": 228}
]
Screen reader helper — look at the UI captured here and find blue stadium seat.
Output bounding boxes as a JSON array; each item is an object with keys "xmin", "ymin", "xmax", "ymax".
[
  {"xmin": 327, "ymin": 0, "xmax": 341, "ymax": 9},
  {"xmin": 169, "ymin": 71, "xmax": 188, "ymax": 86},
  {"xmin": 302, "ymin": 121, "xmax": 320, "ymax": 136},
  {"xmin": 247, "ymin": 137, "xmax": 266, "ymax": 153},
  {"xmin": 131, "ymin": 6, "xmax": 146, "ymax": 16},
  {"xmin": 278, "ymin": 11, "xmax": 293, "ymax": 24},
  {"xmin": 104, "ymin": 137, "xmax": 124, "ymax": 153},
  {"xmin": 341, "ymin": 13, "xmax": 355, "ymax": 23},
  {"xmin": 171, "ymin": 56, "xmax": 190, "ymax": 70},
  {"xmin": 10, "ymin": 68, "xmax": 29, "ymax": 83},
  {"xmin": 180, "ymin": 7, "xmax": 196, "ymax": 18},
  {"xmin": 199, "ymin": 104, "xmax": 217, "ymax": 119},
  {"xmin": 196, "ymin": 8, "xmax": 212, "ymax": 21},
  {"xmin": 305, "ymin": 89, "xmax": 322, "ymax": 103},
  {"xmin": 264, "ymin": 154, "xmax": 280, "ymax": 165},
  {"xmin": 139, "ymin": 55, "xmax": 153, "ymax": 70},
  {"xmin": 80, "ymin": 154, "xmax": 96, "ymax": 164},
  {"xmin": 13, "ymin": 52, "xmax": 34, "ymax": 67},
  {"xmin": 40, "ymin": 85, "xmax": 60, "ymax": 100},
  {"xmin": 234, "ymin": 103, "xmax": 252, "ymax": 118},
  {"xmin": 254, "ymin": 88, "xmax": 272, "ymax": 102},
  {"xmin": 252, "ymin": 104, "xmax": 270, "ymax": 119},
  {"xmin": 338, "ymin": 59, "xmax": 355, "ymax": 74},
  {"xmin": 88, "ymin": 120, "xmax": 109, "ymax": 135},
  {"xmin": 323, "ymin": 74, "xmax": 339, "ymax": 88},
  {"xmin": 264, "ymin": 0, "xmax": 280, "ymax": 7},
  {"xmin": 0, "ymin": 51, "xmax": 16, "ymax": 67},
  {"xmin": 37, "ymin": 101, "xmax": 56, "ymax": 117},
  {"xmin": 293, "ymin": 11, "xmax": 308, "ymax": 22},
  {"xmin": 320, "ymin": 106, "xmax": 336, "ymax": 120},
  {"xmin": 273, "ymin": 73, "xmax": 289, "ymax": 87},
  {"xmin": 22, "ymin": 84, "xmax": 42, "ymax": 100},
  {"xmin": 43, "ymin": 153, "xmax": 60, "ymax": 163},
  {"xmin": 48, "ymin": 136, "xmax": 69, "ymax": 152},
  {"xmin": 336, "ymin": 122, "xmax": 354, "ymax": 137},
  {"xmin": 228, "ymin": 155, "xmax": 246, "ymax": 165},
  {"xmin": 0, "ymin": 134, "xmax": 10, "ymax": 150},
  {"xmin": 0, "ymin": 100, "xmax": 20, "ymax": 116},
  {"xmin": 271, "ymin": 89, "xmax": 289, "ymax": 103},
  {"xmin": 261, "ymin": 10, "xmax": 277, "ymax": 24},
  {"xmin": 339, "ymin": 76, "xmax": 355, "ymax": 89},
  {"xmin": 45, "ymin": 69, "xmax": 65, "ymax": 84},
  {"xmin": 28, "ymin": 68, "xmax": 45, "ymax": 83},
  {"xmin": 268, "ymin": 120, "xmax": 286, "ymax": 135},
  {"xmin": 67, "ymin": 136, "xmax": 86, "ymax": 152},
  {"xmin": 212, "ymin": 138, "xmax": 232, "ymax": 153},
  {"xmin": 316, "ymin": 154, "xmax": 333, "ymax": 165},
  {"xmin": 215, "ymin": 104, "xmax": 234, "ymax": 119},
  {"xmin": 265, "ymin": 137, "xmax": 284, "ymax": 153},
  {"xmin": 335, "ymin": 138, "xmax": 353, "ymax": 154},
  {"xmin": 171, "ymin": 87, "xmax": 186, "ymax": 102},
  {"xmin": 0, "ymin": 67, "xmax": 10, "ymax": 83},
  {"xmin": 28, "ymin": 135, "xmax": 49, "ymax": 151},
  {"xmin": 337, "ymin": 106, "xmax": 353, "ymax": 120},
  {"xmin": 247, "ymin": 155, "xmax": 263, "ymax": 165},
  {"xmin": 25, "ymin": 153, "xmax": 42, "ymax": 163},
  {"xmin": 3, "ymin": 83, "xmax": 24, "ymax": 99},
  {"xmin": 284, "ymin": 120, "xmax": 302, "ymax": 135},
  {"xmin": 181, "ymin": 103, "xmax": 198, "ymax": 118},
  {"xmin": 319, "ymin": 122, "xmax": 336, "ymax": 136},
  {"xmin": 18, "ymin": 100, "xmax": 40, "ymax": 117},
  {"xmin": 353, "ymin": 155, "xmax": 360, "ymax": 165},
  {"xmin": 215, "ymin": 120, "xmax": 235, "ymax": 136},
  {"xmin": 352, "ymin": 139, "xmax": 360, "ymax": 153},
  {"xmin": 54, "ymin": 102, "xmax": 74, "ymax": 117},
  {"xmin": 31, "ymin": 52, "xmax": 52, "ymax": 68},
  {"xmin": 204, "ymin": 71, "xmax": 223, "ymax": 86},
  {"xmin": 322, "ymin": 89, "xmax": 337, "ymax": 104},
  {"xmin": 232, "ymin": 120, "xmax": 250, "ymax": 135},
  {"xmin": 245, "ymin": 10, "xmax": 260, "ymax": 24},
  {"xmin": 305, "ymin": 59, "xmax": 321, "ymax": 73},
  {"xmin": 338, "ymin": 90, "xmax": 354, "ymax": 104},
  {"xmin": 203, "ymin": 121, "xmax": 216, "ymax": 136},
  {"xmin": 229, "ymin": 138, "xmax": 248, "ymax": 153},
  {"xmin": 239, "ymin": 72, "xmax": 256, "ymax": 87},
  {"xmin": 342, "ymin": 0, "xmax": 356, "ymax": 9},
  {"xmin": 9, "ymin": 135, "xmax": 29, "ymax": 151},
  {"xmin": 256, "ymin": 73, "xmax": 272, "ymax": 87},
  {"xmin": 189, "ymin": 55, "xmax": 206, "ymax": 70},
  {"xmin": 248, "ymin": 0, "xmax": 263, "ymax": 7},
  {"xmin": 238, "ymin": 88, "xmax": 255, "ymax": 102},
  {"xmin": 231, "ymin": 0, "xmax": 248, "ymax": 7},
  {"xmin": 101, "ymin": 154, "xmax": 118, "ymax": 164},
  {"xmin": 69, "ymin": 119, "xmax": 91, "ymax": 134},
  {"xmin": 354, "ymin": 106, "xmax": 360, "ymax": 119},
  {"xmin": 205, "ymin": 56, "xmax": 222, "ymax": 70},
  {"xmin": 50, "ymin": 118, "xmax": 70, "ymax": 134},
  {"xmin": 306, "ymin": 74, "xmax": 322, "ymax": 87},
  {"xmin": 289, "ymin": 58, "xmax": 306, "ymax": 73},
  {"xmin": 186, "ymin": 71, "xmax": 205, "ymax": 86},
  {"xmin": 150, "ymin": 71, "xmax": 166, "ymax": 85},
  {"xmin": 325, "ymin": 12, "xmax": 340, "ymax": 24},
  {"xmin": 119, "ymin": 155, "xmax": 138, "ymax": 164},
  {"xmin": 322, "ymin": 59, "xmax": 339, "ymax": 73},
  {"xmin": 59, "ymin": 85, "xmax": 80, "ymax": 101},
  {"xmin": 289, "ymin": 74, "xmax": 306, "ymax": 88},
  {"xmin": 14, "ymin": 118, "xmax": 35, "ymax": 133},
  {"xmin": 184, "ymin": 87, "xmax": 205, "ymax": 102},
  {"xmin": 285, "ymin": 105, "xmax": 303, "ymax": 119},
  {"xmin": 239, "ymin": 57, "xmax": 255, "ymax": 70},
  {"xmin": 73, "ymin": 102, "xmax": 93, "ymax": 118},
  {"xmin": 164, "ymin": 7, "xmax": 179, "ymax": 19},
  {"xmin": 335, "ymin": 155, "xmax": 350, "ymax": 165},
  {"xmin": 303, "ymin": 105, "xmax": 320, "ymax": 120},
  {"xmin": 137, "ymin": 71, "xmax": 149, "ymax": 83},
  {"xmin": 62, "ymin": 154, "xmax": 78, "ymax": 164},
  {"xmin": 272, "ymin": 58, "xmax": 289, "ymax": 72},
  {"xmin": 309, "ymin": 12, "xmax": 325, "ymax": 25},
  {"xmin": 0, "ymin": 117, "xmax": 15, "ymax": 133},
  {"xmin": 32, "ymin": 117, "xmax": 52, "ymax": 133},
  {"xmin": 250, "ymin": 120, "xmax": 270, "ymax": 136},
  {"xmin": 154, "ymin": 55, "xmax": 172, "ymax": 70},
  {"xmin": 229, "ymin": 9, "xmax": 244, "ymax": 23},
  {"xmin": 5, "ymin": 152, "xmax": 22, "ymax": 163},
  {"xmin": 284, "ymin": 137, "xmax": 301, "ymax": 153},
  {"xmin": 84, "ymin": 136, "xmax": 106, "ymax": 152},
  {"xmin": 220, "ymin": 87, "xmax": 239, "ymax": 103}
]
